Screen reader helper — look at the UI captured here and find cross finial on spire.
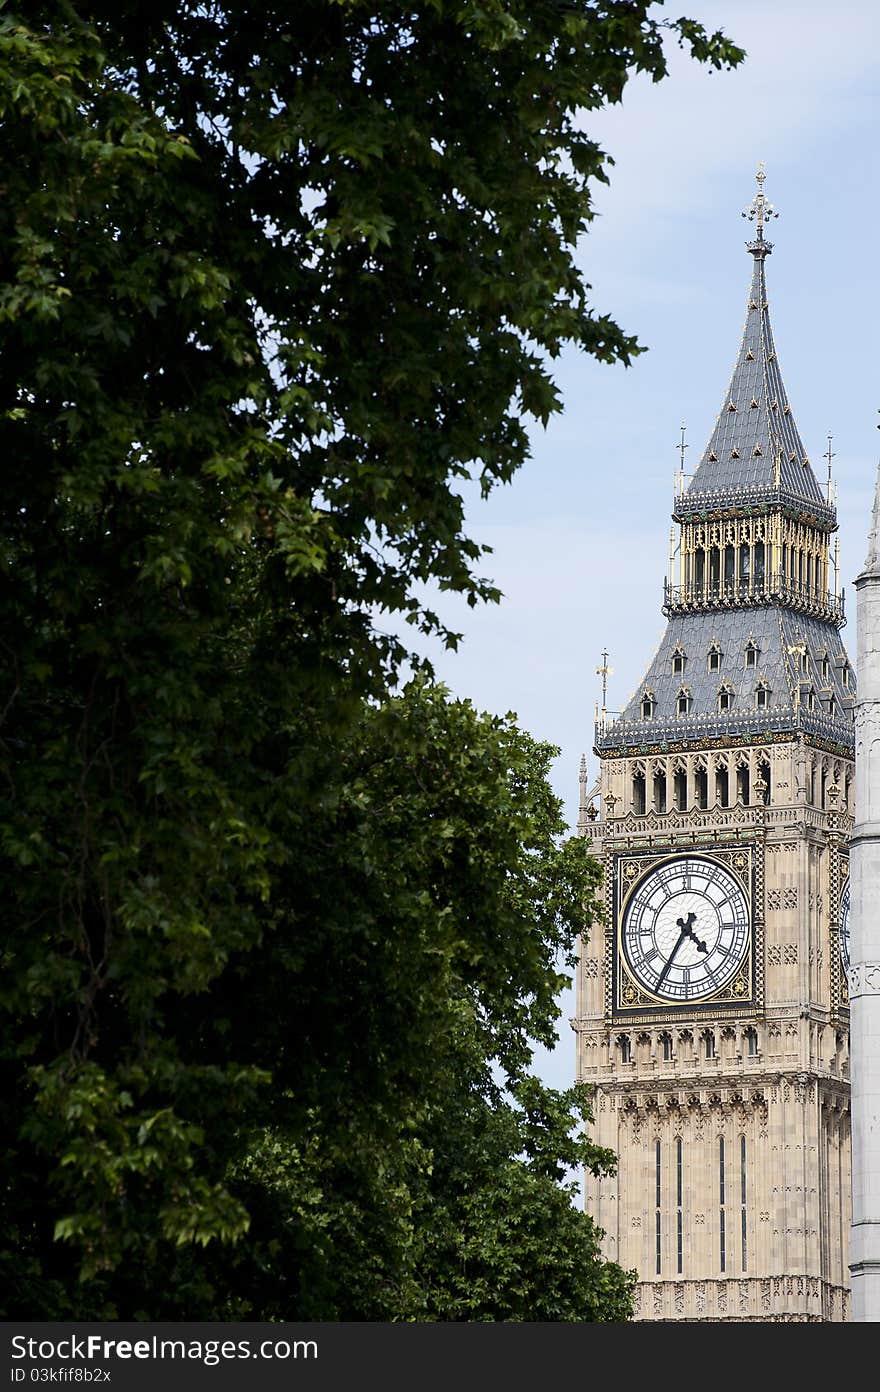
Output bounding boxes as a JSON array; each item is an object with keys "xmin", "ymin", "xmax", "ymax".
[
  {"xmin": 742, "ymin": 162, "xmax": 778, "ymax": 255},
  {"xmin": 824, "ymin": 433, "xmax": 835, "ymax": 504},
  {"xmin": 676, "ymin": 422, "xmax": 688, "ymax": 496},
  {"xmin": 595, "ymin": 648, "xmax": 613, "ymax": 711},
  {"xmin": 677, "ymin": 422, "xmax": 688, "ymax": 469}
]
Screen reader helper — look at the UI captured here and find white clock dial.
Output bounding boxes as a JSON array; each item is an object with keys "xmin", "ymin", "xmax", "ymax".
[
  {"xmin": 839, "ymin": 879, "xmax": 850, "ymax": 976},
  {"xmin": 621, "ymin": 855, "xmax": 750, "ymax": 1002}
]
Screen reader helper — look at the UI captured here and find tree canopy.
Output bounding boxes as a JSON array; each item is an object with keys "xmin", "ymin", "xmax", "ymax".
[{"xmin": 0, "ymin": 2, "xmax": 742, "ymax": 1319}]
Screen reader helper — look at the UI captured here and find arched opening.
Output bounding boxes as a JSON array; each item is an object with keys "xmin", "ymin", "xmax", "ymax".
[
  {"xmin": 674, "ymin": 768, "xmax": 688, "ymax": 810},
  {"xmin": 695, "ymin": 767, "xmax": 708, "ymax": 809},
  {"xmin": 715, "ymin": 766, "xmax": 729, "ymax": 807},
  {"xmin": 736, "ymin": 763, "xmax": 749, "ymax": 804},
  {"xmin": 694, "ymin": 549, "xmax": 705, "ymax": 593},
  {"xmin": 709, "ymin": 547, "xmax": 720, "ymax": 593}
]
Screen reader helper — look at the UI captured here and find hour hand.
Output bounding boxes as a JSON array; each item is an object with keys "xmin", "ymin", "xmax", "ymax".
[{"xmin": 677, "ymin": 910, "xmax": 708, "ymax": 955}]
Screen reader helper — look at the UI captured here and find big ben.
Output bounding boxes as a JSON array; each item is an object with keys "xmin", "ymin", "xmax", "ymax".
[{"xmin": 576, "ymin": 169, "xmax": 854, "ymax": 1322}]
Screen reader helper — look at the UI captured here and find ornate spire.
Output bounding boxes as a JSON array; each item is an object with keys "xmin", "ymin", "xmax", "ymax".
[
  {"xmin": 577, "ymin": 752, "xmax": 589, "ymax": 833},
  {"xmin": 679, "ymin": 165, "xmax": 828, "ymax": 516},
  {"xmin": 599, "ymin": 166, "xmax": 852, "ymax": 757}
]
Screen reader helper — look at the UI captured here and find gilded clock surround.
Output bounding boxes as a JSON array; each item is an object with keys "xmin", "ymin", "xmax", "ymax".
[{"xmin": 615, "ymin": 847, "xmax": 756, "ymax": 1011}]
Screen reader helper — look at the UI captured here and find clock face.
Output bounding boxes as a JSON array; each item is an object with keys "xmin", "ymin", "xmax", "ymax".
[
  {"xmin": 839, "ymin": 879, "xmax": 850, "ymax": 975},
  {"xmin": 621, "ymin": 855, "xmax": 750, "ymax": 1002}
]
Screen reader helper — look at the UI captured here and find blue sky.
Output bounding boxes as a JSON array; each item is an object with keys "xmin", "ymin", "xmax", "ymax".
[{"xmin": 396, "ymin": 0, "xmax": 880, "ymax": 1097}]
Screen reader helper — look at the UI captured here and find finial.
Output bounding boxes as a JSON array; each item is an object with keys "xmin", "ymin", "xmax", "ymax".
[
  {"xmin": 824, "ymin": 433, "xmax": 835, "ymax": 504},
  {"xmin": 742, "ymin": 162, "xmax": 778, "ymax": 256},
  {"xmin": 577, "ymin": 752, "xmax": 588, "ymax": 832},
  {"xmin": 595, "ymin": 648, "xmax": 613, "ymax": 712},
  {"xmin": 863, "ymin": 458, "xmax": 880, "ymax": 576},
  {"xmin": 676, "ymin": 422, "xmax": 688, "ymax": 496}
]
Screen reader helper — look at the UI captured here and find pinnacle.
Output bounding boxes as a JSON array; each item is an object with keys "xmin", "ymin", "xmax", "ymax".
[
  {"xmin": 861, "ymin": 460, "xmax": 880, "ymax": 577},
  {"xmin": 680, "ymin": 250, "xmax": 827, "ymax": 516}
]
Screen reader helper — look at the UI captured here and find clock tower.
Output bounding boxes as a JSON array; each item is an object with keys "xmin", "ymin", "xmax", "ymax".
[{"xmin": 576, "ymin": 170, "xmax": 855, "ymax": 1322}]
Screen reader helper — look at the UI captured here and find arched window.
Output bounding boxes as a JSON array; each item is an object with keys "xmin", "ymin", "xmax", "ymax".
[
  {"xmin": 655, "ymin": 1139, "xmax": 662, "ymax": 1275},
  {"xmin": 694, "ymin": 550, "xmax": 705, "ymax": 591},
  {"xmin": 740, "ymin": 1134, "xmax": 748, "ymax": 1272},
  {"xmin": 672, "ymin": 646, "xmax": 687, "ymax": 675},
  {"xmin": 715, "ymin": 763, "xmax": 729, "ymax": 807},
  {"xmin": 718, "ymin": 684, "xmax": 733, "ymax": 713},
  {"xmin": 736, "ymin": 761, "xmax": 749, "ymax": 804},
  {"xmin": 676, "ymin": 1137, "xmax": 684, "ymax": 1274},
  {"xmin": 719, "ymin": 1136, "xmax": 727, "ymax": 1272},
  {"xmin": 709, "ymin": 548, "xmax": 720, "ymax": 591},
  {"xmin": 708, "ymin": 643, "xmax": 723, "ymax": 673},
  {"xmin": 641, "ymin": 689, "xmax": 656, "ymax": 720},
  {"xmin": 632, "ymin": 768, "xmax": 647, "ymax": 815},
  {"xmin": 754, "ymin": 541, "xmax": 765, "ymax": 585},
  {"xmin": 744, "ymin": 640, "xmax": 758, "ymax": 668},
  {"xmin": 674, "ymin": 765, "xmax": 687, "ymax": 810},
  {"xmin": 677, "ymin": 687, "xmax": 691, "ymax": 717},
  {"xmin": 694, "ymin": 765, "xmax": 708, "ymax": 809},
  {"xmin": 755, "ymin": 681, "xmax": 770, "ymax": 710}
]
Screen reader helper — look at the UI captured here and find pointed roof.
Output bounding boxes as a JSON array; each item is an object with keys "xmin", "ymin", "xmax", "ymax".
[
  {"xmin": 677, "ymin": 168, "xmax": 831, "ymax": 522},
  {"xmin": 594, "ymin": 168, "xmax": 854, "ymax": 760},
  {"xmin": 598, "ymin": 608, "xmax": 854, "ymax": 752}
]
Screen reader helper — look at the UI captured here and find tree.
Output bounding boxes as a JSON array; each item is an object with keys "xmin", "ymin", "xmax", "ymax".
[{"xmin": 0, "ymin": 3, "xmax": 743, "ymax": 1317}]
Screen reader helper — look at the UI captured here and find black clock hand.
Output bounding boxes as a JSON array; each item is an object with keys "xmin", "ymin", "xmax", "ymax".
[
  {"xmin": 681, "ymin": 917, "xmax": 709, "ymax": 955},
  {"xmin": 655, "ymin": 923, "xmax": 690, "ymax": 992},
  {"xmin": 655, "ymin": 912, "xmax": 709, "ymax": 992}
]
